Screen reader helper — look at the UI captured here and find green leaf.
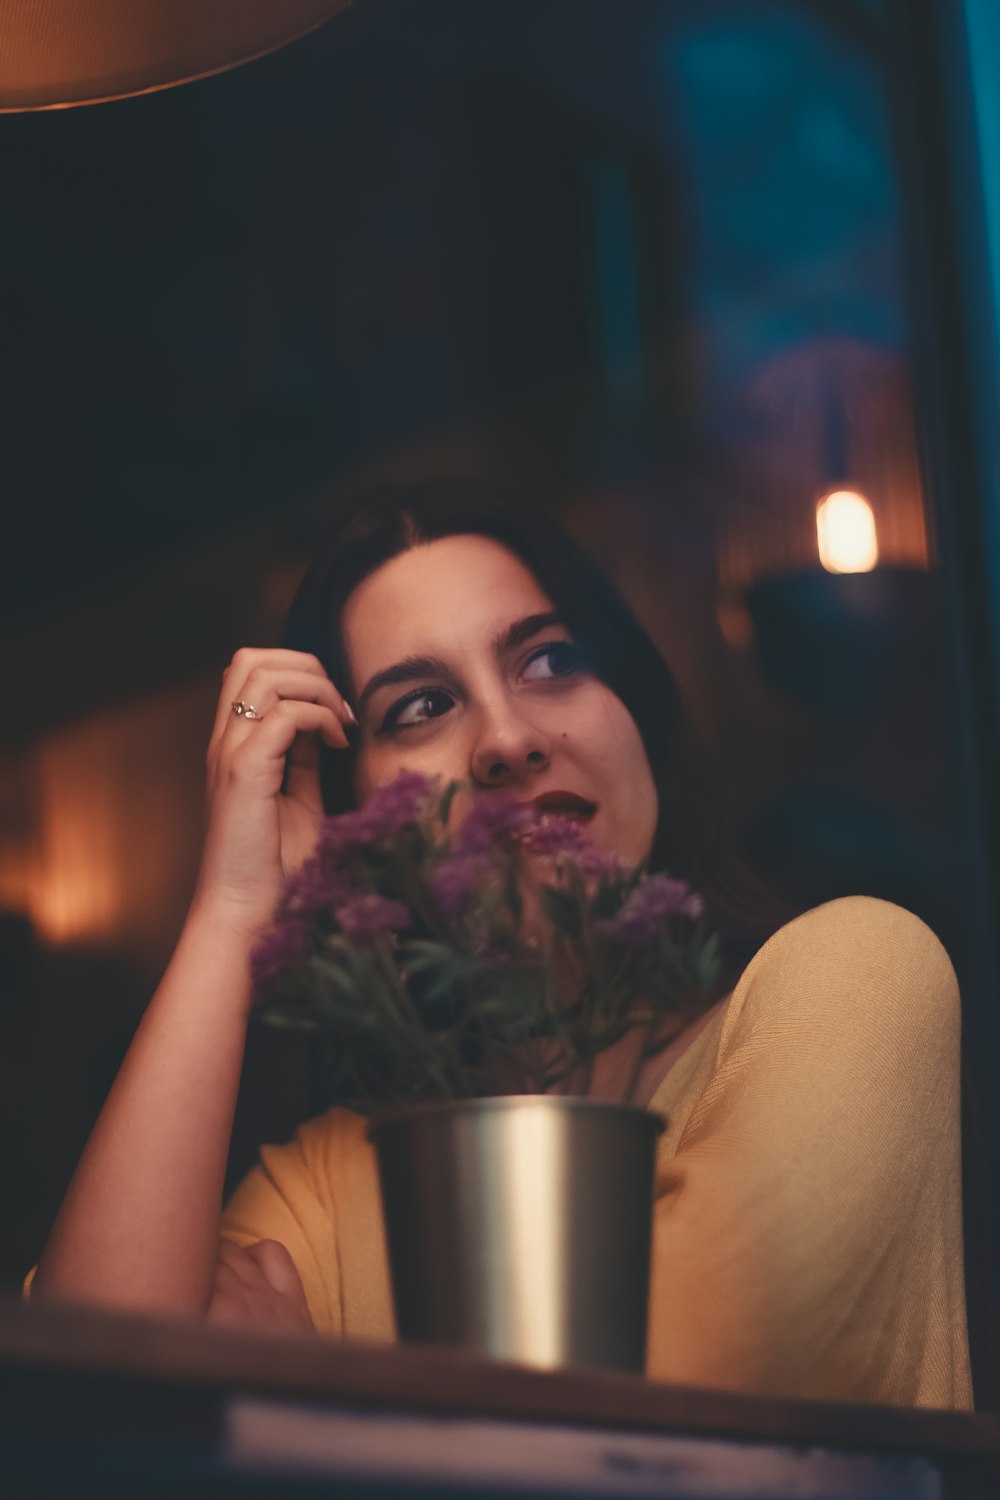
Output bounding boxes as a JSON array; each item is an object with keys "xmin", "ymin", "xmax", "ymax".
[{"xmin": 539, "ymin": 883, "xmax": 582, "ymax": 936}]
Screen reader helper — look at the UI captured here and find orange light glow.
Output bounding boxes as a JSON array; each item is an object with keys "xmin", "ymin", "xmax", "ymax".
[
  {"xmin": 13, "ymin": 675, "xmax": 217, "ymax": 956},
  {"xmin": 816, "ymin": 490, "xmax": 879, "ymax": 574}
]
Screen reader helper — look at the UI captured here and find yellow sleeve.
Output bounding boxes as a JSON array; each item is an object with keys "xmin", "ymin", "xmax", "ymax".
[
  {"xmin": 221, "ymin": 1105, "xmax": 393, "ymax": 1342},
  {"xmin": 221, "ymin": 1118, "xmax": 342, "ymax": 1337},
  {"xmin": 646, "ymin": 897, "xmax": 972, "ymax": 1409}
]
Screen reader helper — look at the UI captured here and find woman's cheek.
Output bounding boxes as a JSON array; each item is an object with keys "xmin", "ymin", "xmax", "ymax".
[
  {"xmin": 356, "ymin": 734, "xmax": 458, "ymax": 795},
  {"xmin": 571, "ymin": 689, "xmax": 634, "ymax": 752},
  {"xmin": 353, "ymin": 737, "xmax": 403, "ymax": 798}
]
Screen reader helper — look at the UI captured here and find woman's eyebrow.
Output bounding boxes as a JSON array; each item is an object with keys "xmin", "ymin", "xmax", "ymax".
[
  {"xmin": 493, "ymin": 610, "xmax": 564, "ymax": 655},
  {"xmin": 357, "ymin": 655, "xmax": 452, "ymax": 716},
  {"xmin": 356, "ymin": 613, "xmax": 565, "ymax": 717}
]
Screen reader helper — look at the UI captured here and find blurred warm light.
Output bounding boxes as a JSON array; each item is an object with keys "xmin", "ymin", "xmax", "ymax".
[
  {"xmin": 31, "ymin": 828, "xmax": 117, "ymax": 947},
  {"xmin": 0, "ymin": 1, "xmax": 352, "ymax": 113},
  {"xmin": 716, "ymin": 341, "xmax": 929, "ymax": 593},
  {"xmin": 29, "ymin": 722, "xmax": 127, "ymax": 946},
  {"xmin": 816, "ymin": 489, "xmax": 879, "ymax": 574},
  {"xmin": 716, "ymin": 593, "xmax": 755, "ymax": 650},
  {"xmin": 1, "ymin": 676, "xmax": 217, "ymax": 961}
]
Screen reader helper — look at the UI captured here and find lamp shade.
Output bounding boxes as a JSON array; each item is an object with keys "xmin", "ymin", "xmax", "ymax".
[{"xmin": 0, "ymin": 0, "xmax": 352, "ymax": 111}]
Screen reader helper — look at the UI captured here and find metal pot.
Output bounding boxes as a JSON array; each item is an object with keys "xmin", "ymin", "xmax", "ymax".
[{"xmin": 369, "ymin": 1095, "xmax": 664, "ymax": 1374}]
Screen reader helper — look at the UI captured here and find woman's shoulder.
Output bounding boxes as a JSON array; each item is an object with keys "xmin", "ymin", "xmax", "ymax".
[
  {"xmin": 724, "ymin": 895, "xmax": 959, "ymax": 1043},
  {"xmin": 254, "ymin": 1104, "xmax": 373, "ymax": 1189},
  {"xmin": 683, "ymin": 896, "xmax": 963, "ymax": 1150},
  {"xmin": 742, "ymin": 894, "xmax": 956, "ymax": 981}
]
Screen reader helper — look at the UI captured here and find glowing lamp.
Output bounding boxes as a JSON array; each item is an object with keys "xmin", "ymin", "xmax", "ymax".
[
  {"xmin": 816, "ymin": 489, "xmax": 879, "ymax": 574},
  {"xmin": 0, "ymin": 1, "xmax": 352, "ymax": 112}
]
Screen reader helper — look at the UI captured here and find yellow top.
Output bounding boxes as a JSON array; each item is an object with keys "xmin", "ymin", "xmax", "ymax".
[{"xmin": 219, "ymin": 896, "xmax": 972, "ymax": 1408}]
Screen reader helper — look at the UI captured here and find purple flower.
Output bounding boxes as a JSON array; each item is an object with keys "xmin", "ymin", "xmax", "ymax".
[
  {"xmin": 251, "ymin": 918, "xmax": 310, "ymax": 984},
  {"xmin": 518, "ymin": 814, "xmax": 591, "ymax": 859},
  {"xmin": 453, "ymin": 794, "xmax": 536, "ymax": 855},
  {"xmin": 597, "ymin": 875, "xmax": 704, "ymax": 947},
  {"xmin": 574, "ymin": 845, "xmax": 629, "ymax": 879},
  {"xmin": 363, "ymin": 770, "xmax": 439, "ymax": 830},
  {"xmin": 318, "ymin": 771, "xmax": 439, "ymax": 854},
  {"xmin": 334, "ymin": 893, "xmax": 413, "ymax": 937},
  {"xmin": 283, "ymin": 851, "xmax": 353, "ymax": 917},
  {"xmin": 431, "ymin": 851, "xmax": 495, "ymax": 920},
  {"xmin": 516, "ymin": 817, "xmax": 629, "ymax": 883}
]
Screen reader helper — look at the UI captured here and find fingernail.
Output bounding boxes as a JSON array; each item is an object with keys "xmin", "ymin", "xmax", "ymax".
[{"xmin": 344, "ymin": 702, "xmax": 358, "ymax": 725}]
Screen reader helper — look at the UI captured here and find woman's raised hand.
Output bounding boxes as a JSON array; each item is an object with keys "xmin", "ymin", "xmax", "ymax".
[
  {"xmin": 195, "ymin": 648, "xmax": 354, "ymax": 939},
  {"xmin": 32, "ymin": 648, "xmax": 353, "ymax": 1315}
]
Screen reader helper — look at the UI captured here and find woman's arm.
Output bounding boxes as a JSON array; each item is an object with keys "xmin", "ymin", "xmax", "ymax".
[{"xmin": 31, "ymin": 649, "xmax": 352, "ymax": 1319}]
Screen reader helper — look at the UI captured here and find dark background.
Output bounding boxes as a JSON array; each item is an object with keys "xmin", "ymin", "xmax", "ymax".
[{"xmin": 2, "ymin": 0, "xmax": 997, "ymax": 1398}]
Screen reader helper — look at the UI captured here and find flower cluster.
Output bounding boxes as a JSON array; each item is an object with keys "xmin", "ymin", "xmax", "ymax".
[
  {"xmin": 252, "ymin": 772, "xmax": 720, "ymax": 1114},
  {"xmin": 597, "ymin": 876, "xmax": 704, "ymax": 946}
]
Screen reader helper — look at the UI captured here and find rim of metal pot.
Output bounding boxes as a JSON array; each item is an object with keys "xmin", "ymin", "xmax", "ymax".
[{"xmin": 367, "ymin": 1093, "xmax": 666, "ymax": 1138}]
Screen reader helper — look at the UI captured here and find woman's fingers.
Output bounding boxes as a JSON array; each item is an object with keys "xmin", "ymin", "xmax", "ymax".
[
  {"xmin": 210, "ymin": 649, "xmax": 354, "ymax": 751},
  {"xmin": 196, "ymin": 699, "xmax": 348, "ymax": 928},
  {"xmin": 208, "ymin": 1239, "xmax": 314, "ymax": 1333},
  {"xmin": 242, "ymin": 1238, "xmax": 307, "ymax": 1297},
  {"xmin": 228, "ymin": 669, "xmax": 353, "ymax": 734},
  {"xmin": 211, "ymin": 696, "xmax": 349, "ymax": 794},
  {"xmin": 197, "ymin": 648, "xmax": 356, "ymax": 934},
  {"xmin": 208, "ymin": 665, "xmax": 352, "ymax": 800},
  {"xmin": 215, "ymin": 1239, "xmax": 261, "ymax": 1288},
  {"xmin": 211, "ymin": 659, "xmax": 355, "ymax": 814},
  {"xmin": 210, "ymin": 648, "xmax": 319, "ymax": 744},
  {"xmin": 223, "ymin": 700, "xmax": 348, "ymax": 781}
]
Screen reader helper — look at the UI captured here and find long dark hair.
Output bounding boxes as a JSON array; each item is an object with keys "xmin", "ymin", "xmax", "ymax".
[{"xmin": 283, "ymin": 478, "xmax": 791, "ymax": 977}]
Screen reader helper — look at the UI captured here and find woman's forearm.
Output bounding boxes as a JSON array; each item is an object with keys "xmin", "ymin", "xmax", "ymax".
[
  {"xmin": 32, "ymin": 648, "xmax": 351, "ymax": 1319},
  {"xmin": 32, "ymin": 903, "xmax": 255, "ymax": 1318}
]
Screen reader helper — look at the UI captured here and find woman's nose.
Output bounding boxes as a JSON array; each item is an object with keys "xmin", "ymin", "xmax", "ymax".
[{"xmin": 469, "ymin": 702, "xmax": 552, "ymax": 787}]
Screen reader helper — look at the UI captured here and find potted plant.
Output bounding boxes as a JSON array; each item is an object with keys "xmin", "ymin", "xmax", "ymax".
[{"xmin": 252, "ymin": 771, "xmax": 720, "ymax": 1373}]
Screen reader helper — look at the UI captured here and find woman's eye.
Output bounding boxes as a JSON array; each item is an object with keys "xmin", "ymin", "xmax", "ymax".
[
  {"xmin": 521, "ymin": 641, "xmax": 584, "ymax": 681},
  {"xmin": 382, "ymin": 689, "xmax": 453, "ymax": 732}
]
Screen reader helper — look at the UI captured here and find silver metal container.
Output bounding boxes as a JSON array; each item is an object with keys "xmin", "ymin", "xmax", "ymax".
[{"xmin": 369, "ymin": 1095, "xmax": 664, "ymax": 1374}]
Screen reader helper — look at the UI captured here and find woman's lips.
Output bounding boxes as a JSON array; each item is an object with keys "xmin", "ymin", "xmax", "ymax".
[{"xmin": 527, "ymin": 792, "xmax": 598, "ymax": 822}]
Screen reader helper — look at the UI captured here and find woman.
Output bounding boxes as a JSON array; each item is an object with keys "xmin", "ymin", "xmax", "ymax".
[{"xmin": 30, "ymin": 480, "xmax": 971, "ymax": 1408}]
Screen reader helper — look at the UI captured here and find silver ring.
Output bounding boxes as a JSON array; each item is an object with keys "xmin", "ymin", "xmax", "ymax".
[{"xmin": 231, "ymin": 700, "xmax": 262, "ymax": 721}]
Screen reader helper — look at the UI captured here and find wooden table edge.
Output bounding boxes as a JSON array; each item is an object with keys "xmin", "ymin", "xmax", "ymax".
[{"xmin": 2, "ymin": 1294, "xmax": 996, "ymax": 1460}]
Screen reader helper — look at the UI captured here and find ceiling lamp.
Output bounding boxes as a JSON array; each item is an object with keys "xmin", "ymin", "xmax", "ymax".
[{"xmin": 0, "ymin": 0, "xmax": 353, "ymax": 112}]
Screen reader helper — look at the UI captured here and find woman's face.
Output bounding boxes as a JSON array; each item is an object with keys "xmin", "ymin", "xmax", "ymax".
[{"xmin": 341, "ymin": 535, "xmax": 659, "ymax": 865}]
